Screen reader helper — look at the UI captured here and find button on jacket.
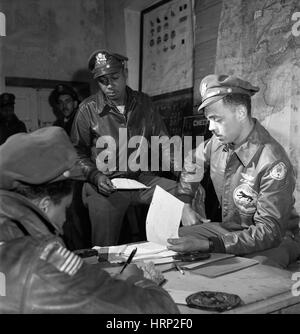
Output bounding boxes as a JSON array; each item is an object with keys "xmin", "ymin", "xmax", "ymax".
[
  {"xmin": 0, "ymin": 190, "xmax": 179, "ymax": 314},
  {"xmin": 71, "ymin": 86, "xmax": 174, "ymax": 182},
  {"xmin": 178, "ymin": 119, "xmax": 299, "ymax": 255}
]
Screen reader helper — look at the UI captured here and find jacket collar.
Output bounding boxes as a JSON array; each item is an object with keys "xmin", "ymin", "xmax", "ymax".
[
  {"xmin": 0, "ymin": 190, "xmax": 60, "ymax": 238},
  {"xmin": 214, "ymin": 119, "xmax": 270, "ymax": 167},
  {"xmin": 96, "ymin": 86, "xmax": 138, "ymax": 116}
]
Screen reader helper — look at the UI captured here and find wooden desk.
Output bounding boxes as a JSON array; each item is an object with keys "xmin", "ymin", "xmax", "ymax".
[{"xmin": 163, "ymin": 264, "xmax": 300, "ymax": 314}]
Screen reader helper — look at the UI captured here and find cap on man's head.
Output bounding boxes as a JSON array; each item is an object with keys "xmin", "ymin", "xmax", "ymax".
[
  {"xmin": 198, "ymin": 74, "xmax": 260, "ymax": 111},
  {"xmin": 0, "ymin": 93, "xmax": 15, "ymax": 107},
  {"xmin": 88, "ymin": 50, "xmax": 128, "ymax": 79},
  {"xmin": 0, "ymin": 127, "xmax": 83, "ymax": 190},
  {"xmin": 51, "ymin": 84, "xmax": 79, "ymax": 104}
]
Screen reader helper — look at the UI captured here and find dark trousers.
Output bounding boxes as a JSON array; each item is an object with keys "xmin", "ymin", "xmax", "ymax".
[
  {"xmin": 63, "ymin": 181, "xmax": 91, "ymax": 250},
  {"xmin": 179, "ymin": 223, "xmax": 300, "ymax": 269},
  {"xmin": 83, "ymin": 173, "xmax": 177, "ymax": 247}
]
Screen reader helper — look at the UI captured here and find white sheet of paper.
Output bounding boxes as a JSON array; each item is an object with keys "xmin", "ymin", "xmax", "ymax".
[
  {"xmin": 93, "ymin": 241, "xmax": 177, "ymax": 263},
  {"xmin": 146, "ymin": 185, "xmax": 184, "ymax": 245},
  {"xmin": 124, "ymin": 241, "xmax": 169, "ymax": 256},
  {"xmin": 111, "ymin": 178, "xmax": 150, "ymax": 190}
]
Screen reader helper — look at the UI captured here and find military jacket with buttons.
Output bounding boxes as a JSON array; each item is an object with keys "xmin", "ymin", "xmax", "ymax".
[
  {"xmin": 178, "ymin": 119, "xmax": 299, "ymax": 255},
  {"xmin": 0, "ymin": 190, "xmax": 179, "ymax": 314},
  {"xmin": 71, "ymin": 87, "xmax": 174, "ymax": 182}
]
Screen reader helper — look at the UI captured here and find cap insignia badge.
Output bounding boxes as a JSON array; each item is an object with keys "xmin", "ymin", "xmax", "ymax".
[{"xmin": 96, "ymin": 52, "xmax": 107, "ymax": 66}]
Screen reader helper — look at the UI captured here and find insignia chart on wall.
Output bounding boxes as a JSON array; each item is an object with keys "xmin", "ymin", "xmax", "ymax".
[{"xmin": 140, "ymin": 0, "xmax": 193, "ymax": 96}]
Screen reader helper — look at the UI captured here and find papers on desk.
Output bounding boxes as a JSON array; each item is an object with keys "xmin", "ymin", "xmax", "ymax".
[
  {"xmin": 94, "ymin": 186, "xmax": 184, "ymax": 263},
  {"xmin": 111, "ymin": 178, "xmax": 150, "ymax": 190},
  {"xmin": 124, "ymin": 242, "xmax": 176, "ymax": 261},
  {"xmin": 146, "ymin": 186, "xmax": 184, "ymax": 245},
  {"xmin": 93, "ymin": 241, "xmax": 177, "ymax": 264},
  {"xmin": 93, "ymin": 244, "xmax": 127, "ymax": 263}
]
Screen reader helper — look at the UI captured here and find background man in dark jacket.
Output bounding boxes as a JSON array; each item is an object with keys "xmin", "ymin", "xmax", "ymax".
[
  {"xmin": 0, "ymin": 92, "xmax": 26, "ymax": 144},
  {"xmin": 0, "ymin": 127, "xmax": 179, "ymax": 314},
  {"xmin": 168, "ymin": 74, "xmax": 300, "ymax": 269}
]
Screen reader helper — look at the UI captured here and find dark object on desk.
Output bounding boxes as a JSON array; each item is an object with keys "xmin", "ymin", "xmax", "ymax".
[
  {"xmin": 120, "ymin": 247, "xmax": 137, "ymax": 273},
  {"xmin": 173, "ymin": 251, "xmax": 211, "ymax": 262},
  {"xmin": 74, "ymin": 248, "xmax": 98, "ymax": 258},
  {"xmin": 186, "ymin": 291, "xmax": 242, "ymax": 312}
]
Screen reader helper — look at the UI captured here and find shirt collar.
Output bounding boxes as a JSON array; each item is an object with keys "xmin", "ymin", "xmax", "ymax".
[
  {"xmin": 96, "ymin": 86, "xmax": 137, "ymax": 115},
  {"xmin": 214, "ymin": 119, "xmax": 267, "ymax": 167}
]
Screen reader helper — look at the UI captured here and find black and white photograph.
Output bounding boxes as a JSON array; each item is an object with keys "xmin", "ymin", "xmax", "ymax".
[{"xmin": 1, "ymin": 0, "xmax": 300, "ymax": 319}]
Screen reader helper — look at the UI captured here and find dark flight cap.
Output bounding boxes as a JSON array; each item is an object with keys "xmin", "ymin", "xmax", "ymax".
[
  {"xmin": 0, "ymin": 93, "xmax": 15, "ymax": 107},
  {"xmin": 0, "ymin": 127, "xmax": 83, "ymax": 190},
  {"xmin": 198, "ymin": 74, "xmax": 260, "ymax": 111},
  {"xmin": 51, "ymin": 84, "xmax": 79, "ymax": 103},
  {"xmin": 88, "ymin": 49, "xmax": 128, "ymax": 78}
]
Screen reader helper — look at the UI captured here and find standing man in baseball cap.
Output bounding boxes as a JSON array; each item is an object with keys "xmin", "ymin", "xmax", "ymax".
[
  {"xmin": 0, "ymin": 92, "xmax": 27, "ymax": 145},
  {"xmin": 71, "ymin": 50, "xmax": 178, "ymax": 247},
  {"xmin": 0, "ymin": 127, "xmax": 179, "ymax": 314},
  {"xmin": 168, "ymin": 74, "xmax": 300, "ymax": 268}
]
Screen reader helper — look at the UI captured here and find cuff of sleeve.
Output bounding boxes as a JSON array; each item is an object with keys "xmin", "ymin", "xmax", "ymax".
[
  {"xmin": 87, "ymin": 170, "xmax": 102, "ymax": 186},
  {"xmin": 208, "ymin": 236, "xmax": 226, "ymax": 253}
]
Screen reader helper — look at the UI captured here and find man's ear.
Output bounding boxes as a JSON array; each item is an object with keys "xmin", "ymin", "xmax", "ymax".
[
  {"xmin": 236, "ymin": 105, "xmax": 248, "ymax": 122},
  {"xmin": 123, "ymin": 68, "xmax": 128, "ymax": 81},
  {"xmin": 38, "ymin": 197, "xmax": 51, "ymax": 214}
]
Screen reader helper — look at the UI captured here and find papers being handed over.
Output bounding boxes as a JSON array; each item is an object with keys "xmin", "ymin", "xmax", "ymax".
[
  {"xmin": 111, "ymin": 178, "xmax": 150, "ymax": 190},
  {"xmin": 146, "ymin": 186, "xmax": 184, "ymax": 245}
]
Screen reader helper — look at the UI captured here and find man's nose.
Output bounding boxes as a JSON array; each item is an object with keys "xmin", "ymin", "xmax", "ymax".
[{"xmin": 209, "ymin": 120, "xmax": 216, "ymax": 132}]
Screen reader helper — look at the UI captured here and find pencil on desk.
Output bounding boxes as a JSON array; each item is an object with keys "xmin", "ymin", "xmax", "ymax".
[
  {"xmin": 175, "ymin": 264, "xmax": 185, "ymax": 275},
  {"xmin": 120, "ymin": 247, "xmax": 137, "ymax": 273}
]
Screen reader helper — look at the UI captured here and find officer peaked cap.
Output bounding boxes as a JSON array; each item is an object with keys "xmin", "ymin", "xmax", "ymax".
[
  {"xmin": 88, "ymin": 49, "xmax": 128, "ymax": 78},
  {"xmin": 198, "ymin": 74, "xmax": 260, "ymax": 111}
]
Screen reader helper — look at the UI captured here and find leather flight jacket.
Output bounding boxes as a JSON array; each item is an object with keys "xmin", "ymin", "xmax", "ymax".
[
  {"xmin": 71, "ymin": 87, "xmax": 176, "ymax": 185},
  {"xmin": 0, "ymin": 190, "xmax": 179, "ymax": 314},
  {"xmin": 178, "ymin": 119, "xmax": 300, "ymax": 255}
]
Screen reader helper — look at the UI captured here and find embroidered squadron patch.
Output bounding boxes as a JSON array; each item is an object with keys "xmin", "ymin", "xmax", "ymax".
[
  {"xmin": 233, "ymin": 184, "xmax": 258, "ymax": 214},
  {"xmin": 269, "ymin": 162, "xmax": 287, "ymax": 181},
  {"xmin": 40, "ymin": 241, "xmax": 83, "ymax": 276}
]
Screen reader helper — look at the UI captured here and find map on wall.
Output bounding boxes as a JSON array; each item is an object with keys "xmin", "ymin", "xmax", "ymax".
[
  {"xmin": 215, "ymin": 0, "xmax": 300, "ymax": 213},
  {"xmin": 141, "ymin": 0, "xmax": 193, "ymax": 96}
]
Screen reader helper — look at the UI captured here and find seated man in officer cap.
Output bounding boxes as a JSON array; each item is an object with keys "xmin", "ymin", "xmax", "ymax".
[
  {"xmin": 0, "ymin": 92, "xmax": 26, "ymax": 145},
  {"xmin": 50, "ymin": 84, "xmax": 79, "ymax": 136},
  {"xmin": 71, "ymin": 50, "xmax": 178, "ymax": 246},
  {"xmin": 168, "ymin": 74, "xmax": 300, "ymax": 268},
  {"xmin": 0, "ymin": 127, "xmax": 178, "ymax": 314}
]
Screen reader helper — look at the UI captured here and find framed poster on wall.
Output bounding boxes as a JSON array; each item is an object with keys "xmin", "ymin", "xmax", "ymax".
[{"xmin": 139, "ymin": 0, "xmax": 194, "ymax": 96}]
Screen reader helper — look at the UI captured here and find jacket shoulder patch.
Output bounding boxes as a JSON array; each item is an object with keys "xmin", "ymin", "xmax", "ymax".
[
  {"xmin": 269, "ymin": 162, "xmax": 287, "ymax": 180},
  {"xmin": 40, "ymin": 241, "xmax": 83, "ymax": 276},
  {"xmin": 233, "ymin": 184, "xmax": 258, "ymax": 214}
]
